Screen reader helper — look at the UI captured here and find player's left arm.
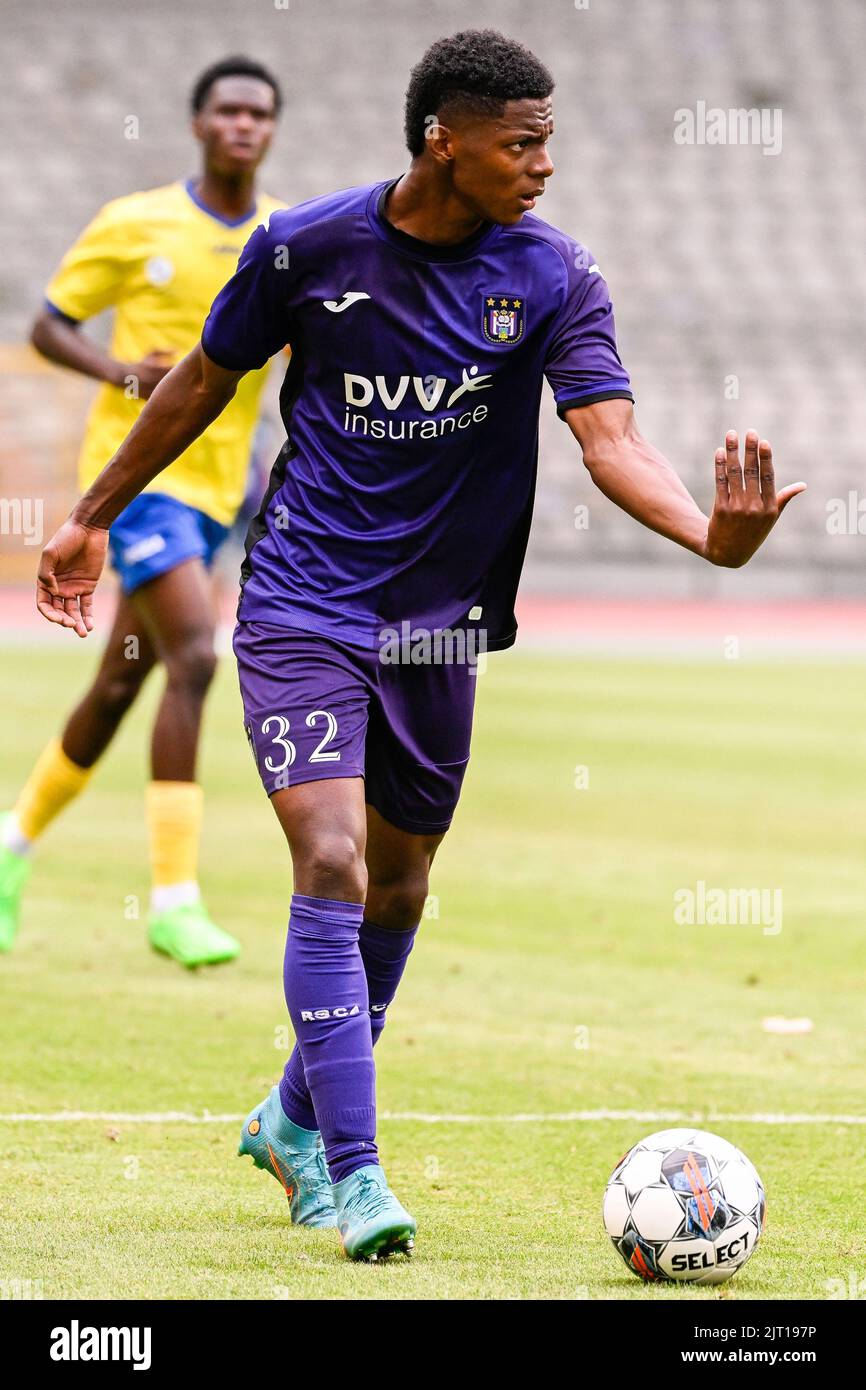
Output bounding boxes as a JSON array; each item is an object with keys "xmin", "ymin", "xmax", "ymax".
[{"xmin": 564, "ymin": 398, "xmax": 806, "ymax": 567}]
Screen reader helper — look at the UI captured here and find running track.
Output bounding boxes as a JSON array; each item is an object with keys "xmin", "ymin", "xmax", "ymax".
[{"xmin": 1, "ymin": 586, "xmax": 865, "ymax": 654}]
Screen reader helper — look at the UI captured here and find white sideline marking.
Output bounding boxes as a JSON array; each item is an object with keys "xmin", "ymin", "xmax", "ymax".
[
  {"xmin": 0, "ymin": 1108, "xmax": 863, "ymax": 1126},
  {"xmin": 390, "ymin": 1110, "xmax": 866, "ymax": 1126}
]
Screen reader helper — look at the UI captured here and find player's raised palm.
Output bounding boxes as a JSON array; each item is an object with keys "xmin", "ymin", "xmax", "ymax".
[
  {"xmin": 36, "ymin": 518, "xmax": 108, "ymax": 638},
  {"xmin": 704, "ymin": 430, "xmax": 805, "ymax": 568}
]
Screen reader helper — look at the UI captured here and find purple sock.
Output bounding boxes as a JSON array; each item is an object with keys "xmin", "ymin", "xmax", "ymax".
[
  {"xmin": 359, "ymin": 918, "xmax": 419, "ymax": 1046},
  {"xmin": 281, "ymin": 893, "xmax": 377, "ymax": 1183},
  {"xmin": 279, "ymin": 1045, "xmax": 318, "ymax": 1132},
  {"xmin": 280, "ymin": 917, "xmax": 418, "ymax": 1131}
]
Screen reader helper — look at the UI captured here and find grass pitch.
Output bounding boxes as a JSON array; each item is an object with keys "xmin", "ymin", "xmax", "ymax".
[{"xmin": 1, "ymin": 643, "xmax": 864, "ymax": 1299}]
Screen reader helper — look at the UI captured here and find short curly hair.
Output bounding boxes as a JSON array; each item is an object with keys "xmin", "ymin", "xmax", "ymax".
[
  {"xmin": 191, "ymin": 56, "xmax": 282, "ymax": 115},
  {"xmin": 404, "ymin": 29, "xmax": 554, "ymax": 156}
]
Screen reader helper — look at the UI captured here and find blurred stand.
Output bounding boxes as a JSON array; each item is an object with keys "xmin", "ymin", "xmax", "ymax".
[{"xmin": 1, "ymin": 0, "xmax": 864, "ymax": 616}]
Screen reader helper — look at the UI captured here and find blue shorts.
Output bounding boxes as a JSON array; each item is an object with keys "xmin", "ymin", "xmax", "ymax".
[
  {"xmin": 233, "ymin": 621, "xmax": 478, "ymax": 835},
  {"xmin": 108, "ymin": 493, "xmax": 230, "ymax": 595}
]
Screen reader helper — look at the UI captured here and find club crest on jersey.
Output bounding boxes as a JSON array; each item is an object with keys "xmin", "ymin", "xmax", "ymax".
[
  {"xmin": 482, "ymin": 294, "xmax": 525, "ymax": 344},
  {"xmin": 145, "ymin": 256, "xmax": 174, "ymax": 287}
]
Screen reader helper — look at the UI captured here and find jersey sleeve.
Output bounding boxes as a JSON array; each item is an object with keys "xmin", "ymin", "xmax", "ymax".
[
  {"xmin": 201, "ymin": 219, "xmax": 293, "ymax": 371},
  {"xmin": 44, "ymin": 201, "xmax": 134, "ymax": 322},
  {"xmin": 543, "ymin": 247, "xmax": 633, "ymax": 416}
]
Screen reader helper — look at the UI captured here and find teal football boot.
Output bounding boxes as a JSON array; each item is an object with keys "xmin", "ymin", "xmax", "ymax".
[
  {"xmin": 238, "ymin": 1084, "xmax": 336, "ymax": 1228},
  {"xmin": 333, "ymin": 1165, "xmax": 416, "ymax": 1261}
]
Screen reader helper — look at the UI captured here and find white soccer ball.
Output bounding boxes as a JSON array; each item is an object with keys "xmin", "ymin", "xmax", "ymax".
[{"xmin": 602, "ymin": 1128, "xmax": 766, "ymax": 1284}]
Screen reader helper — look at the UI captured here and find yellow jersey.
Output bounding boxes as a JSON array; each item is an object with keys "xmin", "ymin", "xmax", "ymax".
[{"xmin": 45, "ymin": 180, "xmax": 284, "ymax": 526}]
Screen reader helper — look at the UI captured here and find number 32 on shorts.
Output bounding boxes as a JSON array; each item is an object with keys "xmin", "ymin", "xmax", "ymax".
[{"xmin": 259, "ymin": 709, "xmax": 340, "ymax": 772}]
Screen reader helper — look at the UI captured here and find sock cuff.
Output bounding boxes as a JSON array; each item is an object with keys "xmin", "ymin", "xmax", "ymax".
[
  {"xmin": 360, "ymin": 917, "xmax": 420, "ymax": 960},
  {"xmin": 145, "ymin": 781, "xmax": 204, "ymax": 815},
  {"xmin": 52, "ymin": 737, "xmax": 92, "ymax": 782},
  {"xmin": 13, "ymin": 736, "xmax": 93, "ymax": 843},
  {"xmin": 150, "ymin": 881, "xmax": 200, "ymax": 913},
  {"xmin": 290, "ymin": 893, "xmax": 365, "ymax": 938},
  {"xmin": 146, "ymin": 781, "xmax": 203, "ymax": 891}
]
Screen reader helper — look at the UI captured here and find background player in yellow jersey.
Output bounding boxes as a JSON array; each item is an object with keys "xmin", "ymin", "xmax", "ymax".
[{"xmin": 0, "ymin": 56, "xmax": 284, "ymax": 966}]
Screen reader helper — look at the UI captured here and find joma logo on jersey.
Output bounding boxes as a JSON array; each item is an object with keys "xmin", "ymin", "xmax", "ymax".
[
  {"xmin": 482, "ymin": 293, "xmax": 525, "ymax": 344},
  {"xmin": 300, "ymin": 1005, "xmax": 361, "ymax": 1020}
]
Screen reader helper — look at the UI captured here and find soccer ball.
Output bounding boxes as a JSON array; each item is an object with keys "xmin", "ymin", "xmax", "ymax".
[{"xmin": 602, "ymin": 1128, "xmax": 766, "ymax": 1285}]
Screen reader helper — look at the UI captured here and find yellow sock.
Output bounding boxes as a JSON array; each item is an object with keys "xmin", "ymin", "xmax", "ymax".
[
  {"xmin": 13, "ymin": 737, "xmax": 93, "ymax": 842},
  {"xmin": 145, "ymin": 781, "xmax": 204, "ymax": 892}
]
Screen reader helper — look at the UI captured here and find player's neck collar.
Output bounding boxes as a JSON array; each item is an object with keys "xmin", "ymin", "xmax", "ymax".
[
  {"xmin": 183, "ymin": 179, "xmax": 258, "ymax": 228},
  {"xmin": 367, "ymin": 178, "xmax": 501, "ymax": 262}
]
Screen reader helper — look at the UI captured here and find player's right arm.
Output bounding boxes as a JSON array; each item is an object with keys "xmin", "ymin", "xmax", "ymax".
[
  {"xmin": 31, "ymin": 199, "xmax": 172, "ymax": 398},
  {"xmin": 37, "ymin": 215, "xmax": 292, "ymax": 637},
  {"xmin": 37, "ymin": 345, "xmax": 246, "ymax": 636},
  {"xmin": 31, "ymin": 309, "xmax": 172, "ymax": 399}
]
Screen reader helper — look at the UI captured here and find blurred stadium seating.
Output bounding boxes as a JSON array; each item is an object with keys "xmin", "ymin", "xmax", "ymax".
[{"xmin": 1, "ymin": 0, "xmax": 863, "ymax": 596}]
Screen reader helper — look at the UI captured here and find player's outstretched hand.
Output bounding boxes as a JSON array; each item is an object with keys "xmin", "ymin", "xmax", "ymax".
[
  {"xmin": 704, "ymin": 431, "xmax": 806, "ymax": 568},
  {"xmin": 36, "ymin": 518, "xmax": 109, "ymax": 637}
]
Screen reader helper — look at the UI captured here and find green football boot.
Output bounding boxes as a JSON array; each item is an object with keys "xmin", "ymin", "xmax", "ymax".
[
  {"xmin": 0, "ymin": 817, "xmax": 31, "ymax": 952},
  {"xmin": 238, "ymin": 1084, "xmax": 336, "ymax": 1228},
  {"xmin": 147, "ymin": 901, "xmax": 240, "ymax": 968},
  {"xmin": 333, "ymin": 1165, "xmax": 416, "ymax": 1261}
]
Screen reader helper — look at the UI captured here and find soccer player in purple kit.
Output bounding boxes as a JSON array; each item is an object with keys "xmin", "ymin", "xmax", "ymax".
[{"xmin": 36, "ymin": 31, "xmax": 805, "ymax": 1261}]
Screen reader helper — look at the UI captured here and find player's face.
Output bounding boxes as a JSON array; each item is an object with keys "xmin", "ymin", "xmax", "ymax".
[
  {"xmin": 193, "ymin": 76, "xmax": 278, "ymax": 175},
  {"xmin": 451, "ymin": 97, "xmax": 555, "ymax": 225}
]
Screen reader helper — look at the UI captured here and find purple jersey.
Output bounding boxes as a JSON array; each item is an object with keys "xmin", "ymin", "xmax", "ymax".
[{"xmin": 202, "ymin": 179, "xmax": 633, "ymax": 651}]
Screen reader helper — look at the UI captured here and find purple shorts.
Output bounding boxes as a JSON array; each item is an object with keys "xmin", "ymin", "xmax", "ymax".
[{"xmin": 233, "ymin": 622, "xmax": 478, "ymax": 835}]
